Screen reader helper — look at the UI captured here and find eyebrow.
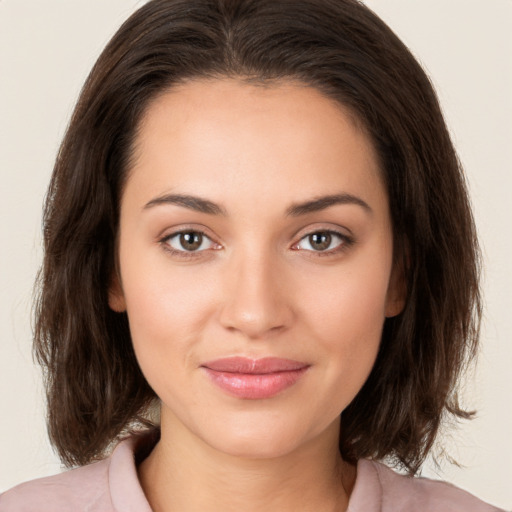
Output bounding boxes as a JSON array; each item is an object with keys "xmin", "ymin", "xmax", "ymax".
[
  {"xmin": 143, "ymin": 192, "xmax": 371, "ymax": 217},
  {"xmin": 286, "ymin": 193, "xmax": 372, "ymax": 216},
  {"xmin": 144, "ymin": 193, "xmax": 227, "ymax": 215}
]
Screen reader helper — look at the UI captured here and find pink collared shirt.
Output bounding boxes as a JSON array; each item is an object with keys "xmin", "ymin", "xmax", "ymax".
[{"xmin": 1, "ymin": 433, "xmax": 505, "ymax": 511}]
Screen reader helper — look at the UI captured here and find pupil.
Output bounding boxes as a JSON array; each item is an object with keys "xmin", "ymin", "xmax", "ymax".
[
  {"xmin": 310, "ymin": 232, "xmax": 331, "ymax": 251},
  {"xmin": 180, "ymin": 232, "xmax": 202, "ymax": 251}
]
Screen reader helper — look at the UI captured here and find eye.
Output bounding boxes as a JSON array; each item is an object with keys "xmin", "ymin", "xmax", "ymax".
[
  {"xmin": 163, "ymin": 230, "xmax": 217, "ymax": 252},
  {"xmin": 294, "ymin": 230, "xmax": 349, "ymax": 253}
]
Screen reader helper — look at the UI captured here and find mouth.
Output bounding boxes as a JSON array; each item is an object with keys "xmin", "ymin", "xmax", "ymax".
[{"xmin": 200, "ymin": 357, "xmax": 310, "ymax": 400}]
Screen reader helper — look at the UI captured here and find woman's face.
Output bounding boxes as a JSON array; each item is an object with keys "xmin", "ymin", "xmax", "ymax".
[{"xmin": 110, "ymin": 79, "xmax": 403, "ymax": 458}]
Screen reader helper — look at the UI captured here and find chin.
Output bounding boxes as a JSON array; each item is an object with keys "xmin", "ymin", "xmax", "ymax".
[
  {"xmin": 209, "ymin": 432, "xmax": 302, "ymax": 460},
  {"xmin": 196, "ymin": 414, "xmax": 326, "ymax": 460}
]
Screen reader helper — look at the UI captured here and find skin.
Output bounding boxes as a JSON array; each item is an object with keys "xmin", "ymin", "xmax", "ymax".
[{"xmin": 109, "ymin": 78, "xmax": 404, "ymax": 512}]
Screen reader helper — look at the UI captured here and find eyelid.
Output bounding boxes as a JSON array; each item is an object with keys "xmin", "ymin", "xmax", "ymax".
[
  {"xmin": 291, "ymin": 227, "xmax": 355, "ymax": 255},
  {"xmin": 158, "ymin": 226, "xmax": 222, "ymax": 257},
  {"xmin": 291, "ymin": 221, "xmax": 354, "ymax": 240},
  {"xmin": 157, "ymin": 224, "xmax": 354, "ymax": 258}
]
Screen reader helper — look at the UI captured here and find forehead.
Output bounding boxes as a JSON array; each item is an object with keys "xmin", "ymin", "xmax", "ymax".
[{"xmin": 126, "ymin": 78, "xmax": 386, "ymax": 212}]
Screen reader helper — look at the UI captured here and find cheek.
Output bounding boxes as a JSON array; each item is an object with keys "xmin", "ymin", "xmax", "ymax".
[
  {"xmin": 299, "ymin": 257, "xmax": 391, "ymax": 347},
  {"xmin": 119, "ymin": 255, "xmax": 221, "ymax": 381},
  {"xmin": 124, "ymin": 269, "xmax": 218, "ymax": 329},
  {"xmin": 296, "ymin": 256, "xmax": 391, "ymax": 405}
]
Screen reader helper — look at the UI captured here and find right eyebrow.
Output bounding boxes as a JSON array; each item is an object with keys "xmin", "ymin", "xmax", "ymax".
[{"xmin": 143, "ymin": 193, "xmax": 227, "ymax": 216}]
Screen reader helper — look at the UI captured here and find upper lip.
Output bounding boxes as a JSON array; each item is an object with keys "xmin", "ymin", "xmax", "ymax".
[{"xmin": 201, "ymin": 357, "xmax": 309, "ymax": 374}]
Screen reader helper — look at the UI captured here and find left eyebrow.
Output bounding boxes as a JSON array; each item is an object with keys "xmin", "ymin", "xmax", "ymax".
[
  {"xmin": 285, "ymin": 193, "xmax": 372, "ymax": 217},
  {"xmin": 143, "ymin": 193, "xmax": 227, "ymax": 215}
]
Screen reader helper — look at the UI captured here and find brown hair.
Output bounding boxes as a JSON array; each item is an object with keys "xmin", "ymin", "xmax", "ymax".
[{"xmin": 34, "ymin": 0, "xmax": 481, "ymax": 473}]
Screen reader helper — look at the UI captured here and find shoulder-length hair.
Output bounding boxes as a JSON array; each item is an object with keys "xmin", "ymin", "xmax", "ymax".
[{"xmin": 34, "ymin": 0, "xmax": 481, "ymax": 473}]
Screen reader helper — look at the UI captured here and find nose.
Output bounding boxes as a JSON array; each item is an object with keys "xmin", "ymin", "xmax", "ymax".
[{"xmin": 218, "ymin": 250, "xmax": 293, "ymax": 339}]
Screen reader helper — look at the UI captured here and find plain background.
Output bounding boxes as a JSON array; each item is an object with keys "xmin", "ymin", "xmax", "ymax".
[{"xmin": 0, "ymin": 0, "xmax": 510, "ymax": 508}]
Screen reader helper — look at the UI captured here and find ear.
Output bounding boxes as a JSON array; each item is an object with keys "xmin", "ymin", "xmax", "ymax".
[
  {"xmin": 108, "ymin": 272, "xmax": 127, "ymax": 313},
  {"xmin": 385, "ymin": 261, "xmax": 406, "ymax": 318}
]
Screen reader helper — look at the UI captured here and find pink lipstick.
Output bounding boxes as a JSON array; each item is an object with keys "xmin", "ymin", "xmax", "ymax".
[{"xmin": 201, "ymin": 357, "xmax": 309, "ymax": 399}]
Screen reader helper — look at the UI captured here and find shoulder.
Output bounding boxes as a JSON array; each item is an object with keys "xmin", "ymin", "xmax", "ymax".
[
  {"xmin": 350, "ymin": 459, "xmax": 505, "ymax": 512},
  {"xmin": 0, "ymin": 431, "xmax": 156, "ymax": 512},
  {"xmin": 0, "ymin": 459, "xmax": 112, "ymax": 512}
]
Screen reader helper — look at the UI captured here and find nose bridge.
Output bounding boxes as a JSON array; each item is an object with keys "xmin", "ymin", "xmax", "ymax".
[{"xmin": 219, "ymin": 243, "xmax": 291, "ymax": 338}]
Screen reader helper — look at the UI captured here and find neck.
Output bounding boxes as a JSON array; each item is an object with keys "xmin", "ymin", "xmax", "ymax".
[{"xmin": 138, "ymin": 412, "xmax": 355, "ymax": 512}]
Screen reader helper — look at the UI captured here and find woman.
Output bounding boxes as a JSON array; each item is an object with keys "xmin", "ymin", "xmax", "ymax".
[{"xmin": 0, "ymin": 0, "xmax": 506, "ymax": 510}]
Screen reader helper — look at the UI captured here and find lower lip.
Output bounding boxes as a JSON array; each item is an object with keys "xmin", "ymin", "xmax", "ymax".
[{"xmin": 202, "ymin": 367, "xmax": 309, "ymax": 399}]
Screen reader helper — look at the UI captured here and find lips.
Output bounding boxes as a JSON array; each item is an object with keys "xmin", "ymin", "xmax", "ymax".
[{"xmin": 201, "ymin": 357, "xmax": 309, "ymax": 400}]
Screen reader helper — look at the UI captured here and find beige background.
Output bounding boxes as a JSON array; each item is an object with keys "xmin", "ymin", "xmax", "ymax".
[{"xmin": 0, "ymin": 1, "xmax": 510, "ymax": 508}]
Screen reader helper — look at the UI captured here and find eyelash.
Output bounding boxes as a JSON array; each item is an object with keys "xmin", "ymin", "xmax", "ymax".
[
  {"xmin": 291, "ymin": 230, "xmax": 355, "ymax": 256},
  {"xmin": 159, "ymin": 228, "xmax": 354, "ymax": 259},
  {"xmin": 159, "ymin": 229, "xmax": 219, "ymax": 260}
]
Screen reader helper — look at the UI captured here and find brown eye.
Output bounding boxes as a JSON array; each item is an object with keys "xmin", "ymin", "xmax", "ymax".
[
  {"xmin": 179, "ymin": 232, "xmax": 203, "ymax": 251},
  {"xmin": 294, "ymin": 230, "xmax": 348, "ymax": 253},
  {"xmin": 164, "ymin": 230, "xmax": 216, "ymax": 253},
  {"xmin": 308, "ymin": 232, "xmax": 332, "ymax": 251}
]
